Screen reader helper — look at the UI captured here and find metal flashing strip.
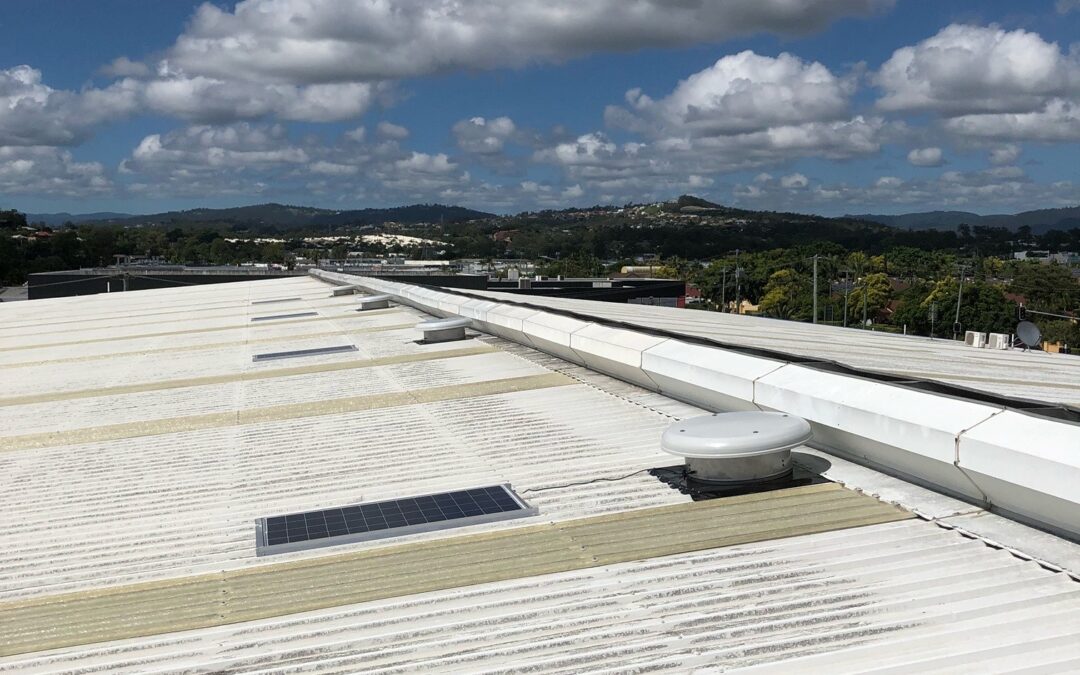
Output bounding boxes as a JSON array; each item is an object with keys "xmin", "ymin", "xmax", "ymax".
[
  {"xmin": 252, "ymin": 344, "xmax": 357, "ymax": 362},
  {"xmin": 0, "ymin": 343, "xmax": 494, "ymax": 405},
  {"xmin": 0, "ymin": 372, "xmax": 574, "ymax": 452},
  {"xmin": 257, "ymin": 484, "xmax": 536, "ymax": 555},
  {"xmin": 251, "ymin": 297, "xmax": 302, "ymax": 305},
  {"xmin": 251, "ymin": 311, "xmax": 318, "ymax": 322},
  {"xmin": 0, "ymin": 483, "xmax": 910, "ymax": 657}
]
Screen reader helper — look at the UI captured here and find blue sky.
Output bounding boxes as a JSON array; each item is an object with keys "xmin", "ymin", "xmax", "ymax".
[{"xmin": 2, "ymin": 0, "xmax": 1079, "ymax": 216}]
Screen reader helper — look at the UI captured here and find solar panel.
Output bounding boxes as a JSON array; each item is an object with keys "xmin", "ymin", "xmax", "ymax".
[
  {"xmin": 251, "ymin": 297, "xmax": 302, "ymax": 305},
  {"xmin": 252, "ymin": 345, "xmax": 357, "ymax": 362},
  {"xmin": 256, "ymin": 484, "xmax": 536, "ymax": 555},
  {"xmin": 251, "ymin": 311, "xmax": 318, "ymax": 322}
]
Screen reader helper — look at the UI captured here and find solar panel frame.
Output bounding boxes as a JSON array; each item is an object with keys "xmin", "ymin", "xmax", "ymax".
[
  {"xmin": 255, "ymin": 484, "xmax": 537, "ymax": 556},
  {"xmin": 251, "ymin": 344, "xmax": 358, "ymax": 362},
  {"xmin": 251, "ymin": 311, "xmax": 318, "ymax": 322}
]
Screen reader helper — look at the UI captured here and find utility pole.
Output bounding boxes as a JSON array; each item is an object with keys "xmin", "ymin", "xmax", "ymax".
[
  {"xmin": 953, "ymin": 264, "xmax": 967, "ymax": 340},
  {"xmin": 733, "ymin": 249, "xmax": 741, "ymax": 315},
  {"xmin": 861, "ymin": 277, "xmax": 868, "ymax": 328},
  {"xmin": 838, "ymin": 271, "xmax": 846, "ymax": 328},
  {"xmin": 719, "ymin": 267, "xmax": 728, "ymax": 312},
  {"xmin": 811, "ymin": 254, "xmax": 819, "ymax": 324},
  {"xmin": 930, "ymin": 302, "xmax": 937, "ymax": 338}
]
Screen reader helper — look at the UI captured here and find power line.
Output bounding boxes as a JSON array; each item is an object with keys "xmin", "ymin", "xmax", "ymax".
[
  {"xmin": 124, "ymin": 274, "xmax": 204, "ymax": 286},
  {"xmin": 26, "ymin": 273, "xmax": 123, "ymax": 289}
]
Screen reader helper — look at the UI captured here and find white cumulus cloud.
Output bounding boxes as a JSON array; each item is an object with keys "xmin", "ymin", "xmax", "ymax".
[
  {"xmin": 376, "ymin": 121, "xmax": 410, "ymax": 140},
  {"xmin": 875, "ymin": 24, "xmax": 1080, "ymax": 115},
  {"xmin": 989, "ymin": 143, "xmax": 1021, "ymax": 165},
  {"xmin": 620, "ymin": 51, "xmax": 855, "ymax": 136},
  {"xmin": 780, "ymin": 173, "xmax": 809, "ymax": 188},
  {"xmin": 452, "ymin": 116, "xmax": 517, "ymax": 154},
  {"xmin": 165, "ymin": 0, "xmax": 891, "ymax": 84},
  {"xmin": 141, "ymin": 70, "xmax": 379, "ymax": 122},
  {"xmin": 0, "ymin": 66, "xmax": 138, "ymax": 146},
  {"xmin": 907, "ymin": 146, "xmax": 944, "ymax": 166},
  {"xmin": 943, "ymin": 99, "xmax": 1080, "ymax": 141},
  {"xmin": 0, "ymin": 146, "xmax": 112, "ymax": 196},
  {"xmin": 124, "ymin": 123, "xmax": 309, "ymax": 171}
]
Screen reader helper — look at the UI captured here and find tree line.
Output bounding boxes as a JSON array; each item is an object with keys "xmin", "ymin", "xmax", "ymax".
[{"xmin": 2, "ymin": 206, "xmax": 1077, "ymax": 345}]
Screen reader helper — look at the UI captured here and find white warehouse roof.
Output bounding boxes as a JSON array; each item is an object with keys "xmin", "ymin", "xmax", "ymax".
[
  {"xmin": 467, "ymin": 287, "xmax": 1080, "ymax": 407},
  {"xmin": 0, "ymin": 274, "xmax": 1079, "ymax": 673}
]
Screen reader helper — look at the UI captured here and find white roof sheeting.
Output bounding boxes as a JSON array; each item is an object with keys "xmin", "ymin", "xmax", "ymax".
[
  {"xmin": 2, "ymin": 274, "xmax": 1080, "ymax": 672},
  {"xmin": 465, "ymin": 288, "xmax": 1080, "ymax": 407},
  {"xmin": 3, "ymin": 520, "xmax": 1079, "ymax": 673}
]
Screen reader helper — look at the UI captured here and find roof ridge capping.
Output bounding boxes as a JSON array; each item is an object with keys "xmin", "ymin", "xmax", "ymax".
[{"xmin": 309, "ymin": 269, "xmax": 1080, "ymax": 543}]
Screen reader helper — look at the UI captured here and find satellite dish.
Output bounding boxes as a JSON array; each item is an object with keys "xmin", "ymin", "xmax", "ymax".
[{"xmin": 1016, "ymin": 321, "xmax": 1042, "ymax": 348}]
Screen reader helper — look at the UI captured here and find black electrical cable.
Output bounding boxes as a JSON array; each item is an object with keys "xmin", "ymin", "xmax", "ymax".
[{"xmin": 521, "ymin": 468, "xmax": 655, "ymax": 494}]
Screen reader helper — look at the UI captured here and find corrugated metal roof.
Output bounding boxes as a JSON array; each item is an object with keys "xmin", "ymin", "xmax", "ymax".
[
  {"xmin": 3, "ymin": 519, "xmax": 1078, "ymax": 673},
  {"xmin": 1, "ymin": 275, "xmax": 1079, "ymax": 673},
  {"xmin": 0, "ymin": 483, "xmax": 910, "ymax": 657},
  {"xmin": 467, "ymin": 289, "xmax": 1080, "ymax": 406}
]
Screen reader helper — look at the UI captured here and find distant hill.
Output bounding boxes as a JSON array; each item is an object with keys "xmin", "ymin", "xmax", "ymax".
[
  {"xmin": 26, "ymin": 212, "xmax": 135, "ymax": 226},
  {"xmin": 664, "ymin": 195, "xmax": 891, "ymax": 231},
  {"xmin": 851, "ymin": 206, "xmax": 1080, "ymax": 234},
  {"xmin": 47, "ymin": 203, "xmax": 495, "ymax": 229},
  {"xmin": 663, "ymin": 194, "xmax": 739, "ymax": 215}
]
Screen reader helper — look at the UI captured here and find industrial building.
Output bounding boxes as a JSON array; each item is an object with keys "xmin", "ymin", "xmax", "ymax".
[{"xmin": 1, "ymin": 271, "xmax": 1078, "ymax": 672}]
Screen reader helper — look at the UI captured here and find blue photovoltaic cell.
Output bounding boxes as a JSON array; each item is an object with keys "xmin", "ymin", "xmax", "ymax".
[{"xmin": 258, "ymin": 485, "xmax": 534, "ymax": 554}]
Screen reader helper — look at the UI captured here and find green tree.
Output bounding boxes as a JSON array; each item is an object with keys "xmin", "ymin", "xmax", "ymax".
[
  {"xmin": 0, "ymin": 209, "xmax": 28, "ymax": 229},
  {"xmin": 541, "ymin": 251, "xmax": 603, "ymax": 278},
  {"xmin": 81, "ymin": 226, "xmax": 119, "ymax": 267},
  {"xmin": 891, "ymin": 282, "xmax": 937, "ymax": 335},
  {"xmin": 923, "ymin": 278, "xmax": 1014, "ymax": 335},
  {"xmin": 1041, "ymin": 320, "xmax": 1080, "ymax": 346},
  {"xmin": 258, "ymin": 242, "xmax": 285, "ymax": 264},
  {"xmin": 847, "ymin": 272, "xmax": 892, "ymax": 325},
  {"xmin": 846, "ymin": 251, "xmax": 870, "ymax": 278},
  {"xmin": 49, "ymin": 230, "xmax": 85, "ymax": 269},
  {"xmin": 1008, "ymin": 262, "xmax": 1079, "ymax": 313},
  {"xmin": 884, "ymin": 246, "xmax": 930, "ymax": 281},
  {"xmin": 759, "ymin": 268, "xmax": 812, "ymax": 320},
  {"xmin": 209, "ymin": 238, "xmax": 233, "ymax": 265}
]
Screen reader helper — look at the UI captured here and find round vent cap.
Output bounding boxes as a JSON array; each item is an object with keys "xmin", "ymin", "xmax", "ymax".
[
  {"xmin": 662, "ymin": 412, "xmax": 811, "ymax": 459},
  {"xmin": 661, "ymin": 412, "xmax": 812, "ymax": 484}
]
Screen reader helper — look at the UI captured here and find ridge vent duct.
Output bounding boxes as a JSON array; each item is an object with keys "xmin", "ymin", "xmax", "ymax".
[{"xmin": 661, "ymin": 412, "xmax": 812, "ymax": 484}]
